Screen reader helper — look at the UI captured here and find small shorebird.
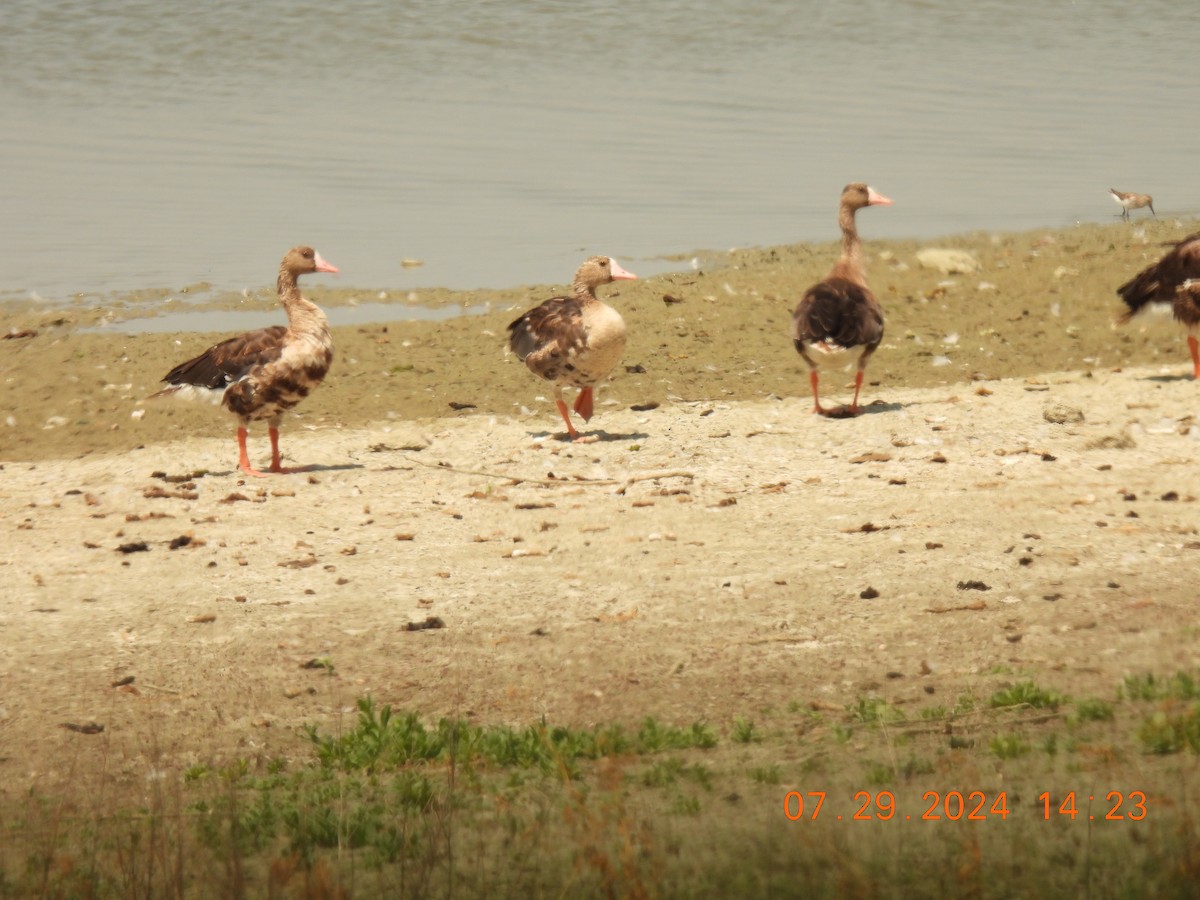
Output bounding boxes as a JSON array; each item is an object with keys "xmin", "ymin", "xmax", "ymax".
[
  {"xmin": 151, "ymin": 246, "xmax": 339, "ymax": 476},
  {"xmin": 508, "ymin": 256, "xmax": 638, "ymax": 440},
  {"xmin": 1116, "ymin": 232, "xmax": 1200, "ymax": 378},
  {"xmin": 1109, "ymin": 188, "xmax": 1155, "ymax": 220},
  {"xmin": 791, "ymin": 183, "xmax": 892, "ymax": 417}
]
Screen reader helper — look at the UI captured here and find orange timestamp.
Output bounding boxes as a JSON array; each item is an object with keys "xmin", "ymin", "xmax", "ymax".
[
  {"xmin": 1038, "ymin": 791, "xmax": 1147, "ymax": 820},
  {"xmin": 784, "ymin": 790, "xmax": 1012, "ymax": 821},
  {"xmin": 783, "ymin": 790, "xmax": 1150, "ymax": 822}
]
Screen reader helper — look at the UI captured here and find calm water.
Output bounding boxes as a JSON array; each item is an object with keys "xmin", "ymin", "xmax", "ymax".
[{"xmin": 2, "ymin": 0, "xmax": 1197, "ymax": 303}]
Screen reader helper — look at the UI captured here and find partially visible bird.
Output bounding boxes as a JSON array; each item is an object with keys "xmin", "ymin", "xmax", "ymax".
[
  {"xmin": 791, "ymin": 183, "xmax": 892, "ymax": 417},
  {"xmin": 151, "ymin": 246, "xmax": 339, "ymax": 475},
  {"xmin": 507, "ymin": 256, "xmax": 637, "ymax": 440},
  {"xmin": 1109, "ymin": 189, "xmax": 1155, "ymax": 220},
  {"xmin": 1116, "ymin": 232, "xmax": 1200, "ymax": 378}
]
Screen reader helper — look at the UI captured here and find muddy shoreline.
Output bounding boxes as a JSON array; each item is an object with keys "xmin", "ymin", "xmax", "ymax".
[{"xmin": 2, "ymin": 219, "xmax": 1197, "ymax": 462}]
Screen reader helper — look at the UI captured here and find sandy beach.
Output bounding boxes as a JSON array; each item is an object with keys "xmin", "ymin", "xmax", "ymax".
[
  {"xmin": 2, "ymin": 220, "xmax": 1200, "ymax": 896},
  {"xmin": 4, "ymin": 358, "xmax": 1200, "ymax": 768}
]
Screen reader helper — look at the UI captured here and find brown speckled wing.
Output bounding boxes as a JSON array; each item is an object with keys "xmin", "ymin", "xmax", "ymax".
[
  {"xmin": 1117, "ymin": 233, "xmax": 1200, "ymax": 319},
  {"xmin": 507, "ymin": 297, "xmax": 588, "ymax": 377},
  {"xmin": 792, "ymin": 278, "xmax": 884, "ymax": 350},
  {"xmin": 161, "ymin": 325, "xmax": 288, "ymax": 390},
  {"xmin": 1175, "ymin": 281, "xmax": 1200, "ymax": 329}
]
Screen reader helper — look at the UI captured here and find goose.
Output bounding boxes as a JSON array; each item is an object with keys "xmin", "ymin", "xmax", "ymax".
[
  {"xmin": 507, "ymin": 256, "xmax": 637, "ymax": 439},
  {"xmin": 1116, "ymin": 232, "xmax": 1200, "ymax": 378},
  {"xmin": 151, "ymin": 245, "xmax": 338, "ymax": 475},
  {"xmin": 791, "ymin": 183, "xmax": 891, "ymax": 416}
]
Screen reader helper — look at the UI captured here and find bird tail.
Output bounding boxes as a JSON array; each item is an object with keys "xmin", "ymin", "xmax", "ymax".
[
  {"xmin": 147, "ymin": 384, "xmax": 225, "ymax": 405},
  {"xmin": 1115, "ymin": 271, "xmax": 1162, "ymax": 321},
  {"xmin": 811, "ymin": 340, "xmax": 848, "ymax": 355}
]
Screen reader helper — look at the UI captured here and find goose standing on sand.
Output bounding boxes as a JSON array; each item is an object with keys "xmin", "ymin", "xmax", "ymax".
[
  {"xmin": 1116, "ymin": 232, "xmax": 1200, "ymax": 378},
  {"xmin": 507, "ymin": 256, "xmax": 638, "ymax": 440},
  {"xmin": 151, "ymin": 246, "xmax": 339, "ymax": 476},
  {"xmin": 1109, "ymin": 189, "xmax": 1155, "ymax": 220},
  {"xmin": 791, "ymin": 183, "xmax": 892, "ymax": 417}
]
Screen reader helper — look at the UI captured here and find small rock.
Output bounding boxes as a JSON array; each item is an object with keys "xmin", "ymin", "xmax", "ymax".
[
  {"xmin": 1043, "ymin": 402, "xmax": 1084, "ymax": 425},
  {"xmin": 916, "ymin": 248, "xmax": 981, "ymax": 274},
  {"xmin": 1085, "ymin": 433, "xmax": 1136, "ymax": 450},
  {"xmin": 957, "ymin": 580, "xmax": 991, "ymax": 591}
]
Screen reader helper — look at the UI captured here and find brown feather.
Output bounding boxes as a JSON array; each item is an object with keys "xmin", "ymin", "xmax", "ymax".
[
  {"xmin": 507, "ymin": 297, "xmax": 587, "ymax": 372},
  {"xmin": 153, "ymin": 245, "xmax": 335, "ymax": 427},
  {"xmin": 506, "ymin": 255, "xmax": 635, "ymax": 436},
  {"xmin": 1176, "ymin": 281, "xmax": 1200, "ymax": 329},
  {"xmin": 160, "ymin": 326, "xmax": 288, "ymax": 391},
  {"xmin": 792, "ymin": 183, "xmax": 888, "ymax": 363},
  {"xmin": 792, "ymin": 278, "xmax": 884, "ymax": 350},
  {"xmin": 507, "ymin": 256, "xmax": 631, "ymax": 388},
  {"xmin": 1116, "ymin": 232, "xmax": 1200, "ymax": 323}
]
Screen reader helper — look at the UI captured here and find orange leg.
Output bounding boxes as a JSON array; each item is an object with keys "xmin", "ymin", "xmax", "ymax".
[
  {"xmin": 573, "ymin": 386, "xmax": 595, "ymax": 422},
  {"xmin": 267, "ymin": 426, "xmax": 308, "ymax": 474},
  {"xmin": 1188, "ymin": 335, "xmax": 1200, "ymax": 379},
  {"xmin": 554, "ymin": 397, "xmax": 579, "ymax": 439},
  {"xmin": 236, "ymin": 427, "xmax": 268, "ymax": 478},
  {"xmin": 849, "ymin": 370, "xmax": 865, "ymax": 414},
  {"xmin": 268, "ymin": 426, "xmax": 288, "ymax": 473},
  {"xmin": 811, "ymin": 368, "xmax": 865, "ymax": 418},
  {"xmin": 809, "ymin": 369, "xmax": 827, "ymax": 415}
]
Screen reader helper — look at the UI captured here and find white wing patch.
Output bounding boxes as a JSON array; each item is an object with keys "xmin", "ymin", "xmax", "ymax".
[{"xmin": 159, "ymin": 383, "xmax": 227, "ymax": 405}]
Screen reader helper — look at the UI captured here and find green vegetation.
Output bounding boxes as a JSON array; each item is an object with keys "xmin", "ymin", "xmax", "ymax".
[
  {"xmin": 989, "ymin": 733, "xmax": 1031, "ymax": 759},
  {"xmin": 731, "ymin": 716, "xmax": 760, "ymax": 744},
  {"xmin": 1138, "ymin": 705, "xmax": 1200, "ymax": 755},
  {"xmin": 989, "ymin": 680, "xmax": 1067, "ymax": 710},
  {"xmin": 3, "ymin": 679, "xmax": 1200, "ymax": 898},
  {"xmin": 1121, "ymin": 672, "xmax": 1200, "ymax": 702}
]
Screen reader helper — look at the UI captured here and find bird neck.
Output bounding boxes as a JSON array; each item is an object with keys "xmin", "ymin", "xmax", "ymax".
[
  {"xmin": 832, "ymin": 204, "xmax": 867, "ymax": 284},
  {"xmin": 278, "ymin": 270, "xmax": 327, "ymax": 333},
  {"xmin": 572, "ymin": 279, "xmax": 599, "ymax": 303}
]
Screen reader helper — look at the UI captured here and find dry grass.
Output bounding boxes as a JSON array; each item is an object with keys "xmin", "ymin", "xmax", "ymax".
[{"xmin": 4, "ymin": 680, "xmax": 1200, "ymax": 899}]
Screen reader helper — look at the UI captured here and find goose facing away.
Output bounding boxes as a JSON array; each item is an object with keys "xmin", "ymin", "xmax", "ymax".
[
  {"xmin": 507, "ymin": 256, "xmax": 638, "ymax": 440},
  {"xmin": 151, "ymin": 245, "xmax": 339, "ymax": 476},
  {"xmin": 791, "ymin": 183, "xmax": 892, "ymax": 417},
  {"xmin": 1116, "ymin": 232, "xmax": 1200, "ymax": 378},
  {"xmin": 1109, "ymin": 189, "xmax": 1155, "ymax": 220}
]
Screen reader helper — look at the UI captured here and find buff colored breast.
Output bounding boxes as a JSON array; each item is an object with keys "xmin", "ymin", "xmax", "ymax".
[{"xmin": 566, "ymin": 302, "xmax": 626, "ymax": 387}]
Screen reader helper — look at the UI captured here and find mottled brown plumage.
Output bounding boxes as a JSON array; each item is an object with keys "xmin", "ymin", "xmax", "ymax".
[
  {"xmin": 507, "ymin": 256, "xmax": 637, "ymax": 439},
  {"xmin": 1116, "ymin": 232, "xmax": 1200, "ymax": 378},
  {"xmin": 152, "ymin": 245, "xmax": 339, "ymax": 475},
  {"xmin": 792, "ymin": 183, "xmax": 891, "ymax": 416}
]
